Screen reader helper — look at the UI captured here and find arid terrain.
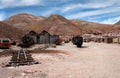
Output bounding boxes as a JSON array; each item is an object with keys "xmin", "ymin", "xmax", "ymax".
[
  {"xmin": 0, "ymin": 22, "xmax": 24, "ymax": 41},
  {"xmin": 0, "ymin": 42, "xmax": 120, "ymax": 78},
  {"xmin": 1, "ymin": 13, "xmax": 120, "ymax": 41},
  {"xmin": 3, "ymin": 13, "xmax": 120, "ymax": 36},
  {"xmin": 0, "ymin": 13, "xmax": 120, "ymax": 78},
  {"xmin": 1, "ymin": 0, "xmax": 120, "ymax": 78}
]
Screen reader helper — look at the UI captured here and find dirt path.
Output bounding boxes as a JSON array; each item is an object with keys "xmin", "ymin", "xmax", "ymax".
[
  {"xmin": 0, "ymin": 42, "xmax": 120, "ymax": 78},
  {"xmin": 45, "ymin": 42, "xmax": 120, "ymax": 78}
]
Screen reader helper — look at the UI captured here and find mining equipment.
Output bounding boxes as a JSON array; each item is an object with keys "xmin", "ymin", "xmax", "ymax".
[
  {"xmin": 72, "ymin": 36, "xmax": 83, "ymax": 47},
  {"xmin": 0, "ymin": 38, "xmax": 11, "ymax": 49},
  {"xmin": 18, "ymin": 35, "xmax": 35, "ymax": 48}
]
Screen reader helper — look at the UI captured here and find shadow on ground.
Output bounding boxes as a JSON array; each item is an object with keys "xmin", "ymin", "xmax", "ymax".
[{"xmin": 80, "ymin": 46, "xmax": 88, "ymax": 48}]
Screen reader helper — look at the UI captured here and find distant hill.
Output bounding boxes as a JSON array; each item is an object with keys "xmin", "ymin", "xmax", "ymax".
[
  {"xmin": 4, "ymin": 13, "xmax": 44, "ymax": 29},
  {"xmin": 38, "ymin": 16, "xmax": 46, "ymax": 21},
  {"xmin": 2, "ymin": 13, "xmax": 120, "ymax": 37},
  {"xmin": 24, "ymin": 14, "xmax": 82, "ymax": 36},
  {"xmin": 0, "ymin": 21, "xmax": 24, "ymax": 42},
  {"xmin": 71, "ymin": 20, "xmax": 113, "ymax": 34},
  {"xmin": 115, "ymin": 20, "xmax": 120, "ymax": 25}
]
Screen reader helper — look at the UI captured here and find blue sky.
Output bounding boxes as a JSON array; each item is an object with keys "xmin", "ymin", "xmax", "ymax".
[{"xmin": 0, "ymin": 0, "xmax": 120, "ymax": 24}]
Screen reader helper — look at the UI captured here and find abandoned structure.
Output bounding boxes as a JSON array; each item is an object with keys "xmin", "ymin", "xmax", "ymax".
[
  {"xmin": 72, "ymin": 36, "xmax": 83, "ymax": 47},
  {"xmin": 38, "ymin": 30, "xmax": 59, "ymax": 44},
  {"xmin": 0, "ymin": 38, "xmax": 11, "ymax": 49},
  {"xmin": 6, "ymin": 49, "xmax": 38, "ymax": 67},
  {"xmin": 22, "ymin": 30, "xmax": 59, "ymax": 45}
]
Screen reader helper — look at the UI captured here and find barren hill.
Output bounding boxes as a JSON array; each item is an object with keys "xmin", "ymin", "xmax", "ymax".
[
  {"xmin": 3, "ymin": 13, "xmax": 120, "ymax": 36},
  {"xmin": 0, "ymin": 21, "xmax": 24, "ymax": 42},
  {"xmin": 24, "ymin": 14, "xmax": 82, "ymax": 36},
  {"xmin": 38, "ymin": 16, "xmax": 46, "ymax": 21},
  {"xmin": 115, "ymin": 20, "xmax": 120, "ymax": 25},
  {"xmin": 4, "ymin": 13, "xmax": 44, "ymax": 28},
  {"xmin": 71, "ymin": 20, "xmax": 113, "ymax": 34}
]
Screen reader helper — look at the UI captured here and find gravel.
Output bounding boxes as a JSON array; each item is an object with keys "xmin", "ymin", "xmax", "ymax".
[{"xmin": 0, "ymin": 42, "xmax": 120, "ymax": 78}]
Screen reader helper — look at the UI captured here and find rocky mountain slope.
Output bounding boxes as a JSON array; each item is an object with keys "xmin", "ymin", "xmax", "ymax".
[
  {"xmin": 0, "ymin": 21, "xmax": 24, "ymax": 42},
  {"xmin": 2, "ymin": 13, "xmax": 120, "ymax": 37},
  {"xmin": 24, "ymin": 14, "xmax": 82, "ymax": 36},
  {"xmin": 115, "ymin": 20, "xmax": 120, "ymax": 25},
  {"xmin": 4, "ymin": 13, "xmax": 45, "ymax": 29},
  {"xmin": 71, "ymin": 20, "xmax": 113, "ymax": 34}
]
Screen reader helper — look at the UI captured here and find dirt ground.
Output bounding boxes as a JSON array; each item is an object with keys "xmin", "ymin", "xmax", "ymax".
[{"xmin": 0, "ymin": 42, "xmax": 120, "ymax": 78}]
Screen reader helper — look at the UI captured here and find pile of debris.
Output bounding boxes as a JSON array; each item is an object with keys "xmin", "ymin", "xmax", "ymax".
[{"xmin": 6, "ymin": 49, "xmax": 39, "ymax": 67}]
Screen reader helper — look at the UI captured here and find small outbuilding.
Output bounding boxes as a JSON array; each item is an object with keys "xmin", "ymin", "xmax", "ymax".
[
  {"xmin": 38, "ymin": 30, "xmax": 51, "ymax": 44},
  {"xmin": 38, "ymin": 30, "xmax": 59, "ymax": 44},
  {"xmin": 24, "ymin": 30, "xmax": 59, "ymax": 45}
]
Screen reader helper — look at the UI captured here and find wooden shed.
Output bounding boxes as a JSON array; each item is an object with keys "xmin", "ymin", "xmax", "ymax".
[
  {"xmin": 38, "ymin": 30, "xmax": 51, "ymax": 44},
  {"xmin": 23, "ymin": 30, "xmax": 59, "ymax": 45},
  {"xmin": 38, "ymin": 30, "xmax": 59, "ymax": 44}
]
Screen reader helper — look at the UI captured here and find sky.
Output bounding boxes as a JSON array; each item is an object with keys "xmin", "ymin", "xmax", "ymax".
[{"xmin": 0, "ymin": 0, "xmax": 120, "ymax": 24}]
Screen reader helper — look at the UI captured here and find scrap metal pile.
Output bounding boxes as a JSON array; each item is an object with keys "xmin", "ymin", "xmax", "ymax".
[{"xmin": 72, "ymin": 36, "xmax": 83, "ymax": 47}]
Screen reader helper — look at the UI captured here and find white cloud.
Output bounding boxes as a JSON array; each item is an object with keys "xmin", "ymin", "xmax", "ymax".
[
  {"xmin": 61, "ymin": 0, "xmax": 118, "ymax": 13},
  {"xmin": 61, "ymin": 3, "xmax": 113, "ymax": 13},
  {"xmin": 62, "ymin": 0, "xmax": 120, "ymax": 24},
  {"xmin": 40, "ymin": 8, "xmax": 59, "ymax": 16},
  {"xmin": 17, "ymin": 0, "xmax": 41, "ymax": 6},
  {"xmin": 101, "ymin": 16, "xmax": 120, "ymax": 24},
  {"xmin": 66, "ymin": 6, "xmax": 120, "ymax": 19},
  {"xmin": 0, "ymin": 0, "xmax": 43, "ymax": 8}
]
